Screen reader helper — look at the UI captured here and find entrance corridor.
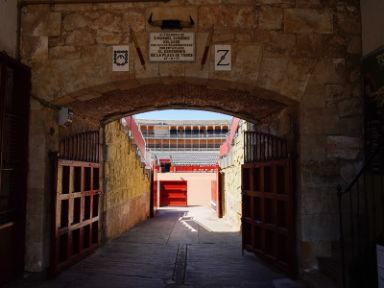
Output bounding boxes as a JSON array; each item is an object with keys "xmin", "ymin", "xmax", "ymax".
[{"xmin": 7, "ymin": 207, "xmax": 303, "ymax": 288}]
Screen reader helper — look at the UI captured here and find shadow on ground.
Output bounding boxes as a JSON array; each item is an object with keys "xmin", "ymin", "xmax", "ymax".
[{"xmin": 5, "ymin": 207, "xmax": 303, "ymax": 288}]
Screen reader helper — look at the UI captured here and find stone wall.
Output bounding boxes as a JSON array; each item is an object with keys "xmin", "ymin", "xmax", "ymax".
[
  {"xmin": 20, "ymin": 0, "xmax": 364, "ymax": 272},
  {"xmin": 103, "ymin": 121, "xmax": 150, "ymax": 240},
  {"xmin": 0, "ymin": 0, "xmax": 18, "ymax": 57},
  {"xmin": 26, "ymin": 101, "xmax": 59, "ymax": 272},
  {"xmin": 361, "ymin": 0, "xmax": 384, "ymax": 56},
  {"xmin": 219, "ymin": 121, "xmax": 249, "ymax": 229}
]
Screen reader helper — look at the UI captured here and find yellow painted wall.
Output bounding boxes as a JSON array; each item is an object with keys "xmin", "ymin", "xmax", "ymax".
[{"xmin": 103, "ymin": 121, "xmax": 151, "ymax": 240}]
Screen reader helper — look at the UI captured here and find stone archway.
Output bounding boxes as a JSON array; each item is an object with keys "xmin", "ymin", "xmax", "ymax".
[
  {"xmin": 21, "ymin": 0, "xmax": 363, "ymax": 276},
  {"xmin": 51, "ymin": 77, "xmax": 295, "ymax": 125}
]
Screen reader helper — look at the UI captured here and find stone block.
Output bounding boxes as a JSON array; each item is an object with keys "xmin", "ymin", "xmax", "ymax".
[
  {"xmin": 310, "ymin": 58, "xmax": 346, "ymax": 84},
  {"xmin": 326, "ymin": 135, "xmax": 362, "ymax": 160},
  {"xmin": 21, "ymin": 36, "xmax": 48, "ymax": 61},
  {"xmin": 302, "ymin": 84, "xmax": 325, "ymax": 108},
  {"xmin": 336, "ymin": 10, "xmax": 361, "ymax": 35},
  {"xmin": 279, "ymin": 58, "xmax": 315, "ymax": 100},
  {"xmin": 63, "ymin": 13, "xmax": 90, "ymax": 31},
  {"xmin": 347, "ymin": 35, "xmax": 362, "ymax": 54},
  {"xmin": 254, "ymin": 30, "xmax": 296, "ymax": 56},
  {"xmin": 302, "ymin": 188, "xmax": 338, "ymax": 215},
  {"xmin": 256, "ymin": 0, "xmax": 294, "ymax": 4},
  {"xmin": 337, "ymin": 97, "xmax": 362, "ymax": 118},
  {"xmin": 65, "ymin": 29, "xmax": 95, "ymax": 46},
  {"xmin": 284, "ymin": 9, "xmax": 333, "ymax": 34},
  {"xmin": 301, "ymin": 134, "xmax": 326, "ymax": 161},
  {"xmin": 96, "ymin": 30, "xmax": 122, "ymax": 45},
  {"xmin": 49, "ymin": 46, "xmax": 80, "ymax": 59},
  {"xmin": 257, "ymin": 56, "xmax": 289, "ymax": 95},
  {"xmin": 233, "ymin": 44, "xmax": 263, "ymax": 82},
  {"xmin": 90, "ymin": 12, "xmax": 123, "ymax": 32},
  {"xmin": 301, "ymin": 108, "xmax": 326, "ymax": 135},
  {"xmin": 301, "ymin": 214, "xmax": 339, "ymax": 241},
  {"xmin": 122, "ymin": 9, "xmax": 146, "ymax": 32},
  {"xmin": 33, "ymin": 12, "xmax": 61, "ymax": 37},
  {"xmin": 259, "ymin": 6, "xmax": 283, "ymax": 30},
  {"xmin": 325, "ymin": 84, "xmax": 349, "ymax": 106},
  {"xmin": 198, "ymin": 5, "xmax": 257, "ymax": 29}
]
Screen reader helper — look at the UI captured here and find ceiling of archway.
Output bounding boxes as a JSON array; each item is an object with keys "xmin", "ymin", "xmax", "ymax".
[{"xmin": 63, "ymin": 82, "xmax": 290, "ymax": 124}]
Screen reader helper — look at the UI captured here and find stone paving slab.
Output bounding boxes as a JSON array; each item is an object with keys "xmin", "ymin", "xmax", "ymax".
[{"xmin": 6, "ymin": 207, "xmax": 304, "ymax": 288}]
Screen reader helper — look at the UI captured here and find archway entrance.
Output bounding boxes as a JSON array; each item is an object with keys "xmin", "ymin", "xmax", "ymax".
[{"xmin": 46, "ymin": 80, "xmax": 298, "ymax": 281}]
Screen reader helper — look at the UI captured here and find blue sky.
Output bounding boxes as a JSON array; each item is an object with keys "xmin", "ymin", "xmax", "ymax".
[{"xmin": 135, "ymin": 109, "xmax": 232, "ymax": 120}]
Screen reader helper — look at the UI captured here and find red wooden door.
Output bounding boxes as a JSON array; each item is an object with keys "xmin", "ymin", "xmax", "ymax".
[
  {"xmin": 0, "ymin": 53, "xmax": 30, "ymax": 285},
  {"xmin": 242, "ymin": 132, "xmax": 296, "ymax": 276},
  {"xmin": 160, "ymin": 181, "xmax": 187, "ymax": 207},
  {"xmin": 51, "ymin": 132, "xmax": 101, "ymax": 274}
]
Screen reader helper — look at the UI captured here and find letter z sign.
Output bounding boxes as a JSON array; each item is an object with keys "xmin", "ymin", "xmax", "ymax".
[{"xmin": 215, "ymin": 45, "xmax": 231, "ymax": 71}]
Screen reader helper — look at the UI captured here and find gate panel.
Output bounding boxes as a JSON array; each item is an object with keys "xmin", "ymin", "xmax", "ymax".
[
  {"xmin": 242, "ymin": 132, "xmax": 295, "ymax": 276},
  {"xmin": 52, "ymin": 132, "xmax": 101, "ymax": 274},
  {"xmin": 0, "ymin": 53, "xmax": 30, "ymax": 285},
  {"xmin": 160, "ymin": 181, "xmax": 187, "ymax": 207}
]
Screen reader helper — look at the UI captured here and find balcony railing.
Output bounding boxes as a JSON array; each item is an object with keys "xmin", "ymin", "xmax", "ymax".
[
  {"xmin": 141, "ymin": 133, "xmax": 228, "ymax": 139},
  {"xmin": 147, "ymin": 147, "xmax": 220, "ymax": 152}
]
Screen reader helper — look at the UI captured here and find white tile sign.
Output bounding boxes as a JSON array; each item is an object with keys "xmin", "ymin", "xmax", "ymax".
[
  {"xmin": 149, "ymin": 32, "xmax": 195, "ymax": 62},
  {"xmin": 214, "ymin": 45, "xmax": 232, "ymax": 71},
  {"xmin": 112, "ymin": 45, "xmax": 129, "ymax": 71}
]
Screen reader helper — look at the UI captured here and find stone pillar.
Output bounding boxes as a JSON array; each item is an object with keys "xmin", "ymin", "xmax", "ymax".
[{"xmin": 25, "ymin": 100, "xmax": 59, "ymax": 272}]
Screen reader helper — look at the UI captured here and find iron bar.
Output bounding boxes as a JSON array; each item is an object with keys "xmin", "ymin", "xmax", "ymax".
[
  {"xmin": 338, "ymin": 185, "xmax": 347, "ymax": 288},
  {"xmin": 349, "ymin": 186, "xmax": 355, "ymax": 258}
]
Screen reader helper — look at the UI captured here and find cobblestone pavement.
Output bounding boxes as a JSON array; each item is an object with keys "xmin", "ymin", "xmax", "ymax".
[{"xmin": 6, "ymin": 207, "xmax": 303, "ymax": 288}]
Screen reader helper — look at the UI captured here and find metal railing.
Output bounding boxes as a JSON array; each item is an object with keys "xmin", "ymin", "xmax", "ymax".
[
  {"xmin": 337, "ymin": 144, "xmax": 384, "ymax": 288},
  {"xmin": 141, "ymin": 133, "xmax": 228, "ymax": 139},
  {"xmin": 244, "ymin": 131, "xmax": 288, "ymax": 163},
  {"xmin": 147, "ymin": 147, "xmax": 220, "ymax": 152}
]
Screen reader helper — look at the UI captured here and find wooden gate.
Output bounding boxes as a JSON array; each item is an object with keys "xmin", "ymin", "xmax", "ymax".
[
  {"xmin": 0, "ymin": 53, "xmax": 30, "ymax": 285},
  {"xmin": 242, "ymin": 132, "xmax": 296, "ymax": 276},
  {"xmin": 160, "ymin": 180, "xmax": 187, "ymax": 207},
  {"xmin": 51, "ymin": 131, "xmax": 101, "ymax": 274}
]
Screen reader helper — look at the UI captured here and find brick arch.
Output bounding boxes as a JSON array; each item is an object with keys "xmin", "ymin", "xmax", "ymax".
[{"xmin": 52, "ymin": 77, "xmax": 297, "ymax": 124}]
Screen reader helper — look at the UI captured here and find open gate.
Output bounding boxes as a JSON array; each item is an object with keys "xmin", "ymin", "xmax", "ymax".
[
  {"xmin": 51, "ymin": 131, "xmax": 101, "ymax": 274},
  {"xmin": 0, "ymin": 53, "xmax": 30, "ymax": 285},
  {"xmin": 242, "ymin": 132, "xmax": 296, "ymax": 276}
]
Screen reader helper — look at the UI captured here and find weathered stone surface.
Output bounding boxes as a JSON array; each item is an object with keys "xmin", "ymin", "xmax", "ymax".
[
  {"xmin": 91, "ymin": 12, "xmax": 122, "ymax": 32},
  {"xmin": 296, "ymin": 34, "xmax": 346, "ymax": 58},
  {"xmin": 63, "ymin": 13, "xmax": 90, "ymax": 31},
  {"xmin": 336, "ymin": 9, "xmax": 361, "ymax": 35},
  {"xmin": 65, "ymin": 29, "xmax": 95, "ymax": 46},
  {"xmin": 49, "ymin": 45, "xmax": 80, "ymax": 59},
  {"xmin": 259, "ymin": 6, "xmax": 283, "ymax": 30},
  {"xmin": 33, "ymin": 12, "xmax": 62, "ymax": 37},
  {"xmin": 122, "ymin": 9, "xmax": 146, "ymax": 32},
  {"xmin": 254, "ymin": 30, "xmax": 296, "ymax": 55},
  {"xmin": 220, "ymin": 121, "xmax": 248, "ymax": 229},
  {"xmin": 19, "ymin": 0, "xmax": 363, "ymax": 274},
  {"xmin": 198, "ymin": 5, "xmax": 257, "ymax": 29},
  {"xmin": 21, "ymin": 36, "xmax": 48, "ymax": 61},
  {"xmin": 104, "ymin": 121, "xmax": 150, "ymax": 240},
  {"xmin": 96, "ymin": 30, "xmax": 122, "ymax": 44},
  {"xmin": 326, "ymin": 136, "xmax": 362, "ymax": 160},
  {"xmin": 284, "ymin": 9, "xmax": 333, "ymax": 34},
  {"xmin": 233, "ymin": 44, "xmax": 263, "ymax": 82}
]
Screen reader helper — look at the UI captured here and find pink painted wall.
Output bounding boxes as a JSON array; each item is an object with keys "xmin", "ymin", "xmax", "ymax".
[{"xmin": 156, "ymin": 172, "xmax": 216, "ymax": 207}]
